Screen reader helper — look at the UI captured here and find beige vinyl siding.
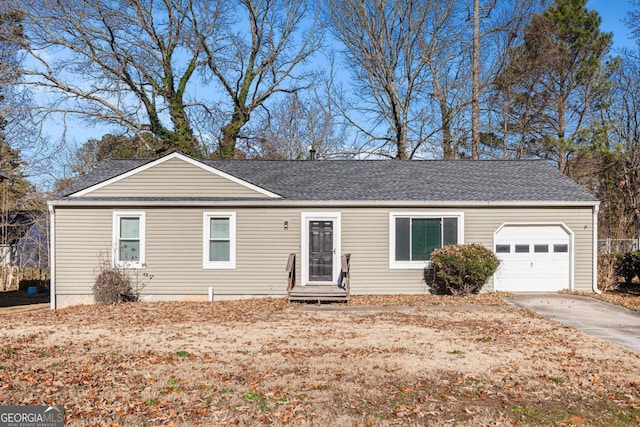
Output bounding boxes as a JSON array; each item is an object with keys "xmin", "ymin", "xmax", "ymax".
[
  {"xmin": 54, "ymin": 205, "xmax": 594, "ymax": 297},
  {"xmin": 463, "ymin": 207, "xmax": 593, "ymax": 291},
  {"xmin": 55, "ymin": 209, "xmax": 113, "ymax": 294},
  {"xmin": 82, "ymin": 157, "xmax": 270, "ymax": 198}
]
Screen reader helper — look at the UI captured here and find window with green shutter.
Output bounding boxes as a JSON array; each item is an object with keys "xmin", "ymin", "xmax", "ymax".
[{"xmin": 391, "ymin": 213, "xmax": 462, "ymax": 268}]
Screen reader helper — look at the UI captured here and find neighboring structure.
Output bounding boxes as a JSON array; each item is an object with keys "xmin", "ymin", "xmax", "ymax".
[
  {"xmin": 0, "ymin": 211, "xmax": 39, "ymax": 267},
  {"xmin": 48, "ymin": 152, "xmax": 599, "ymax": 309}
]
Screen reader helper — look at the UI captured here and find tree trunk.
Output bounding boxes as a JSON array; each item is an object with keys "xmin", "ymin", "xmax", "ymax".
[
  {"xmin": 471, "ymin": 0, "xmax": 481, "ymax": 160},
  {"xmin": 396, "ymin": 124, "xmax": 408, "ymax": 160},
  {"xmin": 439, "ymin": 97, "xmax": 454, "ymax": 160},
  {"xmin": 219, "ymin": 108, "xmax": 250, "ymax": 159}
]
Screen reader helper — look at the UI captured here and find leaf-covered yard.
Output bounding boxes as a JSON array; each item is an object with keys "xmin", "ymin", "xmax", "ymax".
[{"xmin": 1, "ymin": 296, "xmax": 639, "ymax": 426}]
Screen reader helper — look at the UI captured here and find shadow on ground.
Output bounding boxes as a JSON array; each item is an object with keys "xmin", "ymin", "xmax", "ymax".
[{"xmin": 0, "ymin": 290, "xmax": 50, "ymax": 308}]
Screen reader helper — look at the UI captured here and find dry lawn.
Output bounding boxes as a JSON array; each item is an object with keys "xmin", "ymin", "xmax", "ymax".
[{"xmin": 1, "ymin": 296, "xmax": 640, "ymax": 426}]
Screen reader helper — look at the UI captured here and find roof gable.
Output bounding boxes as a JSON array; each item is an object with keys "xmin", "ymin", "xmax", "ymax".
[{"xmin": 68, "ymin": 152, "xmax": 281, "ymax": 199}]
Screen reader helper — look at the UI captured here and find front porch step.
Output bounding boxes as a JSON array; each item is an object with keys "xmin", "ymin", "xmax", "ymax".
[{"xmin": 288, "ymin": 285, "xmax": 349, "ymax": 303}]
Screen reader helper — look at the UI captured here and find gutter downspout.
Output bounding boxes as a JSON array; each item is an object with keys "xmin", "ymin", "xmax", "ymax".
[
  {"xmin": 593, "ymin": 204, "xmax": 601, "ymax": 294},
  {"xmin": 48, "ymin": 204, "xmax": 56, "ymax": 309}
]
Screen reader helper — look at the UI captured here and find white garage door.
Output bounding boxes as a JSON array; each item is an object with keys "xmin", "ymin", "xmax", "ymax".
[{"xmin": 494, "ymin": 225, "xmax": 571, "ymax": 292}]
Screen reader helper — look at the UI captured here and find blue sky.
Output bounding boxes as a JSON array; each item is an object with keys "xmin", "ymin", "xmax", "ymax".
[
  {"xmin": 25, "ymin": 0, "xmax": 639, "ymax": 188},
  {"xmin": 588, "ymin": 0, "xmax": 636, "ymax": 48}
]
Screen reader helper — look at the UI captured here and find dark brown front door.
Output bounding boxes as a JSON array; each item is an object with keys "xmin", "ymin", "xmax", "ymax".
[{"xmin": 309, "ymin": 220, "xmax": 333, "ymax": 282}]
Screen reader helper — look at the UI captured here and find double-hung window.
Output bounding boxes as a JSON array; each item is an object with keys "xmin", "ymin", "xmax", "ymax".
[
  {"xmin": 113, "ymin": 211, "xmax": 145, "ymax": 268},
  {"xmin": 203, "ymin": 212, "xmax": 236, "ymax": 269},
  {"xmin": 389, "ymin": 212, "xmax": 463, "ymax": 269}
]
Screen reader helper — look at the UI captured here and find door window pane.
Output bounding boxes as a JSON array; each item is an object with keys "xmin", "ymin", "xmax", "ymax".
[
  {"xmin": 515, "ymin": 244, "xmax": 529, "ymax": 253},
  {"xmin": 534, "ymin": 244, "xmax": 549, "ymax": 253}
]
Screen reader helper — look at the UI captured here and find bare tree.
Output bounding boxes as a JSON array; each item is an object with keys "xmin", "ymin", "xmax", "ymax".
[
  {"xmin": 13, "ymin": 0, "xmax": 227, "ymax": 156},
  {"xmin": 189, "ymin": 0, "xmax": 323, "ymax": 158},
  {"xmin": 325, "ymin": 0, "xmax": 462, "ymax": 160},
  {"xmin": 243, "ymin": 88, "xmax": 347, "ymax": 159},
  {"xmin": 471, "ymin": 0, "xmax": 481, "ymax": 160},
  {"xmin": 419, "ymin": 2, "xmax": 469, "ymax": 160},
  {"xmin": 592, "ymin": 53, "xmax": 640, "ymax": 238}
]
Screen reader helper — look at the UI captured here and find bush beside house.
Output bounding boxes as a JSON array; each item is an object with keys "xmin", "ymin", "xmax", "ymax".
[{"xmin": 426, "ymin": 244, "xmax": 500, "ymax": 295}]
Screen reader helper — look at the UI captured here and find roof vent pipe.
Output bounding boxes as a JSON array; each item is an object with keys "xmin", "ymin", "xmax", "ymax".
[{"xmin": 309, "ymin": 148, "xmax": 316, "ymax": 160}]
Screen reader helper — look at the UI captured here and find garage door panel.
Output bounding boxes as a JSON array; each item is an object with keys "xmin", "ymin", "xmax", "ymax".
[{"xmin": 494, "ymin": 225, "xmax": 571, "ymax": 292}]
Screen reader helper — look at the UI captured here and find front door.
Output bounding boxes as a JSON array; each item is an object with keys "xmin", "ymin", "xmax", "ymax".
[
  {"xmin": 309, "ymin": 220, "xmax": 333, "ymax": 281},
  {"xmin": 302, "ymin": 212, "xmax": 341, "ymax": 285}
]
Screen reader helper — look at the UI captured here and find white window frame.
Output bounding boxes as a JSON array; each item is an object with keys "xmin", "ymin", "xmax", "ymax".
[
  {"xmin": 203, "ymin": 212, "xmax": 236, "ymax": 269},
  {"xmin": 301, "ymin": 212, "xmax": 341, "ymax": 285},
  {"xmin": 389, "ymin": 212, "xmax": 464, "ymax": 269},
  {"xmin": 113, "ymin": 211, "xmax": 146, "ymax": 269}
]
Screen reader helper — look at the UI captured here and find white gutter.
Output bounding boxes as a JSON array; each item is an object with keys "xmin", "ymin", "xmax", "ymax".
[
  {"xmin": 48, "ymin": 204, "xmax": 56, "ymax": 309},
  {"xmin": 48, "ymin": 199, "xmax": 600, "ymax": 208},
  {"xmin": 593, "ymin": 203, "xmax": 601, "ymax": 294}
]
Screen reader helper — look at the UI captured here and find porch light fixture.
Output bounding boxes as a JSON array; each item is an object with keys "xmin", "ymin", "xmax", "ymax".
[{"xmin": 284, "ymin": 220, "xmax": 289, "ymax": 230}]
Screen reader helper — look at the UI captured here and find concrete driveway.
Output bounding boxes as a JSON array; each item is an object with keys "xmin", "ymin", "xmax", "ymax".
[{"xmin": 507, "ymin": 294, "xmax": 640, "ymax": 354}]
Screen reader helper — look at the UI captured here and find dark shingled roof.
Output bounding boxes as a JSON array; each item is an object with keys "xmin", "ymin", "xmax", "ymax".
[{"xmin": 59, "ymin": 158, "xmax": 597, "ymax": 202}]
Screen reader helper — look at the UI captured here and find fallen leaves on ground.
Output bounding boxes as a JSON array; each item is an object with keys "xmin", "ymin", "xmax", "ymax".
[
  {"xmin": 1, "ymin": 296, "xmax": 639, "ymax": 426},
  {"xmin": 349, "ymin": 292, "xmax": 512, "ymax": 307},
  {"xmin": 568, "ymin": 290, "xmax": 640, "ymax": 313}
]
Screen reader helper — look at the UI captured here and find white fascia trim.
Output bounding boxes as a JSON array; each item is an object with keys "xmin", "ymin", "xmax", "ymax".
[
  {"xmin": 301, "ymin": 212, "xmax": 341, "ymax": 285},
  {"xmin": 69, "ymin": 152, "xmax": 282, "ymax": 199},
  {"xmin": 48, "ymin": 204, "xmax": 56, "ymax": 310},
  {"xmin": 49, "ymin": 199, "xmax": 599, "ymax": 208},
  {"xmin": 112, "ymin": 211, "xmax": 146, "ymax": 269},
  {"xmin": 492, "ymin": 222, "xmax": 575, "ymax": 291},
  {"xmin": 202, "ymin": 211, "xmax": 237, "ymax": 269},
  {"xmin": 389, "ymin": 211, "xmax": 465, "ymax": 270}
]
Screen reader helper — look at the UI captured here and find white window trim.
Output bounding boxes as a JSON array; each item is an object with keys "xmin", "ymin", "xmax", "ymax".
[
  {"xmin": 112, "ymin": 211, "xmax": 146, "ymax": 269},
  {"xmin": 301, "ymin": 212, "xmax": 341, "ymax": 285},
  {"xmin": 203, "ymin": 212, "xmax": 236, "ymax": 269},
  {"xmin": 389, "ymin": 212, "xmax": 464, "ymax": 269}
]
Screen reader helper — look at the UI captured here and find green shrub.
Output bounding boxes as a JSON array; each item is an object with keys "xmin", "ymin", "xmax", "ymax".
[
  {"xmin": 426, "ymin": 244, "xmax": 500, "ymax": 295},
  {"xmin": 93, "ymin": 267, "xmax": 134, "ymax": 305},
  {"xmin": 616, "ymin": 251, "xmax": 640, "ymax": 287}
]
